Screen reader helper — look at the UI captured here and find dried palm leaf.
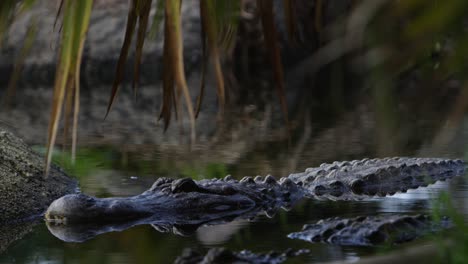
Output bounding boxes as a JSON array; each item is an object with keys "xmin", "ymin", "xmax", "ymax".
[
  {"xmin": 133, "ymin": 0, "xmax": 153, "ymax": 98},
  {"xmin": 161, "ymin": 0, "xmax": 195, "ymax": 142},
  {"xmin": 105, "ymin": 0, "xmax": 138, "ymax": 117},
  {"xmin": 46, "ymin": 0, "xmax": 93, "ymax": 174}
]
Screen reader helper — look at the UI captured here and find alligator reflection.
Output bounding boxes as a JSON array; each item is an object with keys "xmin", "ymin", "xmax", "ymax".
[
  {"xmin": 46, "ymin": 213, "xmax": 253, "ymax": 242},
  {"xmin": 288, "ymin": 214, "xmax": 452, "ymax": 246}
]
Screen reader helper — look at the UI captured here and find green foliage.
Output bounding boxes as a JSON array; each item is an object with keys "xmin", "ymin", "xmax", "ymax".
[
  {"xmin": 50, "ymin": 145, "xmax": 228, "ymax": 181},
  {"xmin": 52, "ymin": 148, "xmax": 115, "ymax": 178}
]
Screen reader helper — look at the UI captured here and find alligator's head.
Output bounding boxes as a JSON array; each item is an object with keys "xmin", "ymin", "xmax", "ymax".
[
  {"xmin": 44, "ymin": 178, "xmax": 267, "ymax": 225},
  {"xmin": 45, "ymin": 193, "xmax": 155, "ymax": 224}
]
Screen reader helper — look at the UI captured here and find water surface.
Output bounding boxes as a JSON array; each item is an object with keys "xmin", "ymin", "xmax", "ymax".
[{"xmin": 1, "ymin": 112, "xmax": 467, "ymax": 264}]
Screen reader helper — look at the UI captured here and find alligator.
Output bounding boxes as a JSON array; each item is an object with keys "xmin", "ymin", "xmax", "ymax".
[
  {"xmin": 288, "ymin": 214, "xmax": 452, "ymax": 246},
  {"xmin": 45, "ymin": 157, "xmax": 466, "ymax": 240},
  {"xmin": 173, "ymin": 247, "xmax": 309, "ymax": 264}
]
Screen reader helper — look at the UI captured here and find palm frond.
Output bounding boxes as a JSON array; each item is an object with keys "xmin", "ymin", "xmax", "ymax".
[
  {"xmin": 46, "ymin": 0, "xmax": 93, "ymax": 175},
  {"xmin": 161, "ymin": 0, "xmax": 195, "ymax": 142},
  {"xmin": 133, "ymin": 0, "xmax": 153, "ymax": 98},
  {"xmin": 105, "ymin": 0, "xmax": 138, "ymax": 117}
]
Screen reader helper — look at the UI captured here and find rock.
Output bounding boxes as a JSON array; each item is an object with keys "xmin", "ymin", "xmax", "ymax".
[{"xmin": 0, "ymin": 127, "xmax": 77, "ymax": 224}]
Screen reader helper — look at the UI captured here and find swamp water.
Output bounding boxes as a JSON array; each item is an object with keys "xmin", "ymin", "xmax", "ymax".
[{"xmin": 1, "ymin": 112, "xmax": 468, "ymax": 264}]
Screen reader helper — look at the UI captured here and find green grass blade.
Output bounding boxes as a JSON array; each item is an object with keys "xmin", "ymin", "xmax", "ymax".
[{"xmin": 45, "ymin": 0, "xmax": 76, "ymax": 175}]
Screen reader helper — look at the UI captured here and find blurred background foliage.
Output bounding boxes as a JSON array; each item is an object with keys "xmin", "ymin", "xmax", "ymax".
[
  {"xmin": 1, "ymin": 0, "xmax": 468, "ymax": 169},
  {"xmin": 1, "ymin": 1, "xmax": 468, "ymax": 262}
]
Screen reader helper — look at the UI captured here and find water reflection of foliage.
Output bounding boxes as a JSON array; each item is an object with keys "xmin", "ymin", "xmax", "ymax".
[{"xmin": 52, "ymin": 147, "xmax": 228, "ymax": 180}]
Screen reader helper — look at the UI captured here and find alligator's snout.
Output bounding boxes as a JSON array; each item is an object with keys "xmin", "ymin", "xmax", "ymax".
[{"xmin": 45, "ymin": 194, "xmax": 97, "ymax": 224}]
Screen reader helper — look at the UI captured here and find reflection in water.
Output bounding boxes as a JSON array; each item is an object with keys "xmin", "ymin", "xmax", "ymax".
[
  {"xmin": 45, "ymin": 203, "xmax": 258, "ymax": 243},
  {"xmin": 196, "ymin": 221, "xmax": 248, "ymax": 246}
]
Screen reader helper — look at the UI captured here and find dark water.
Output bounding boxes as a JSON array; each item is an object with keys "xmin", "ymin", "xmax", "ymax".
[
  {"xmin": 1, "ymin": 112, "xmax": 468, "ymax": 264},
  {"xmin": 2, "ymin": 179, "xmax": 468, "ymax": 264}
]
